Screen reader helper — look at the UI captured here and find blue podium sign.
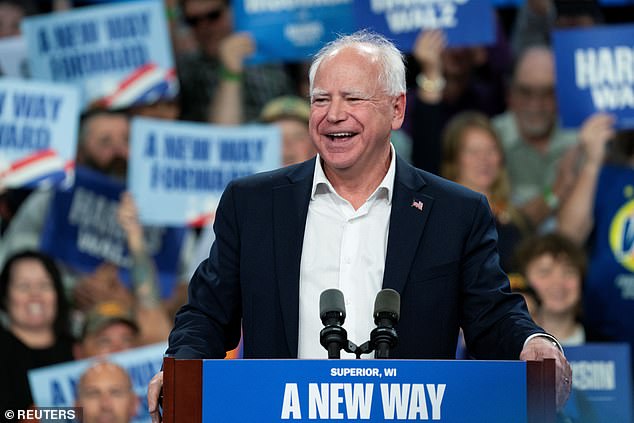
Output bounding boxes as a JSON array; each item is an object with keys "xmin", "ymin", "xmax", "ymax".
[{"xmin": 201, "ymin": 360, "xmax": 526, "ymax": 422}]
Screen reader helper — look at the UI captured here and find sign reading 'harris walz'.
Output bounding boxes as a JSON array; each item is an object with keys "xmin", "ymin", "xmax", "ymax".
[
  {"xmin": 200, "ymin": 360, "xmax": 527, "ymax": 422},
  {"xmin": 553, "ymin": 24, "xmax": 634, "ymax": 129}
]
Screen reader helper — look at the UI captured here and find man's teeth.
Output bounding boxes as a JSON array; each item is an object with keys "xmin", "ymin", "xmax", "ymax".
[{"xmin": 329, "ymin": 132, "xmax": 354, "ymax": 138}]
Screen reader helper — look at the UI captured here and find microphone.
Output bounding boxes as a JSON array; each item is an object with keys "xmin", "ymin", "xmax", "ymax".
[
  {"xmin": 319, "ymin": 289, "xmax": 348, "ymax": 359},
  {"xmin": 371, "ymin": 289, "xmax": 400, "ymax": 359}
]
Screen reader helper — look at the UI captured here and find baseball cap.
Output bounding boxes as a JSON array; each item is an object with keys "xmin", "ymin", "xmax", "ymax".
[
  {"xmin": 81, "ymin": 301, "xmax": 139, "ymax": 339},
  {"xmin": 259, "ymin": 96, "xmax": 310, "ymax": 124}
]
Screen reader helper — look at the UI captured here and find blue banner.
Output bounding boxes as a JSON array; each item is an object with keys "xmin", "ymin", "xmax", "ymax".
[
  {"xmin": 233, "ymin": 0, "xmax": 354, "ymax": 64},
  {"xmin": 562, "ymin": 343, "xmax": 633, "ymax": 423},
  {"xmin": 129, "ymin": 117, "xmax": 282, "ymax": 226},
  {"xmin": 29, "ymin": 343, "xmax": 166, "ymax": 423},
  {"xmin": 0, "ymin": 78, "xmax": 79, "ymax": 188},
  {"xmin": 553, "ymin": 24, "xmax": 634, "ymax": 129},
  {"xmin": 21, "ymin": 0, "xmax": 176, "ymax": 110},
  {"xmin": 202, "ymin": 360, "xmax": 526, "ymax": 422},
  {"xmin": 40, "ymin": 166, "xmax": 186, "ymax": 298},
  {"xmin": 353, "ymin": 0, "xmax": 495, "ymax": 51}
]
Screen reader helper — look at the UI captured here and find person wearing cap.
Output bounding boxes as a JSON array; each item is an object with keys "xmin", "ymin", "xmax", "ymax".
[
  {"xmin": 260, "ymin": 96, "xmax": 316, "ymax": 167},
  {"xmin": 74, "ymin": 301, "xmax": 139, "ymax": 359}
]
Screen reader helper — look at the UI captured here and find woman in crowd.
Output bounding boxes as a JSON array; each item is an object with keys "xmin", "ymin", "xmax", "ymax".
[
  {"xmin": 0, "ymin": 251, "xmax": 74, "ymax": 411},
  {"xmin": 515, "ymin": 233, "xmax": 587, "ymax": 346},
  {"xmin": 441, "ymin": 110, "xmax": 532, "ymax": 272}
]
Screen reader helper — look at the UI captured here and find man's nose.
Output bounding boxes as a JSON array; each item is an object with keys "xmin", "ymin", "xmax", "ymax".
[{"xmin": 326, "ymin": 98, "xmax": 347, "ymax": 122}]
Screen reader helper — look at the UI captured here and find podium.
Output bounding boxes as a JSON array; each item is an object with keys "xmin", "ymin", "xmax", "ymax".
[{"xmin": 163, "ymin": 357, "xmax": 556, "ymax": 422}]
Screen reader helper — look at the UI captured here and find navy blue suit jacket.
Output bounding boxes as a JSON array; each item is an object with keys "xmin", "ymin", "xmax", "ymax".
[{"xmin": 167, "ymin": 156, "xmax": 542, "ymax": 360}]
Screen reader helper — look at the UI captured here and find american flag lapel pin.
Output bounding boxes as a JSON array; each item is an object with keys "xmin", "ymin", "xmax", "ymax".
[{"xmin": 411, "ymin": 199, "xmax": 424, "ymax": 211}]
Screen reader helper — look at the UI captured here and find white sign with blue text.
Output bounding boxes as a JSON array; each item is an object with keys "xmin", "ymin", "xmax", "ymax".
[
  {"xmin": 0, "ymin": 78, "xmax": 79, "ymax": 188},
  {"xmin": 28, "ymin": 343, "xmax": 166, "ymax": 423},
  {"xmin": 553, "ymin": 24, "xmax": 634, "ymax": 129},
  {"xmin": 22, "ymin": 0, "xmax": 176, "ymax": 110},
  {"xmin": 129, "ymin": 117, "xmax": 282, "ymax": 226}
]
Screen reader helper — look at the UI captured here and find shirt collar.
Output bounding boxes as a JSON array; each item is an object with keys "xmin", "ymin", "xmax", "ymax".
[{"xmin": 311, "ymin": 143, "xmax": 396, "ymax": 205}]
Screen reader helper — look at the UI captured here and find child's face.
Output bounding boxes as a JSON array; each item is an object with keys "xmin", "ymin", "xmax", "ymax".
[{"xmin": 526, "ymin": 254, "xmax": 581, "ymax": 316}]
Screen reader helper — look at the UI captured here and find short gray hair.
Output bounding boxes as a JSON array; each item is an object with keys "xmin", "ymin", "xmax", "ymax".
[{"xmin": 308, "ymin": 30, "xmax": 406, "ymax": 97}]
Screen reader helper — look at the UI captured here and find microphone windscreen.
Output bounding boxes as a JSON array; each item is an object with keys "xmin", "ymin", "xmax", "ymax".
[
  {"xmin": 373, "ymin": 289, "xmax": 400, "ymax": 321},
  {"xmin": 319, "ymin": 288, "xmax": 346, "ymax": 319}
]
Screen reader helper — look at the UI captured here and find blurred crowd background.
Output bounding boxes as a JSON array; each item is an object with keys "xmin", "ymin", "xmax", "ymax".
[{"xmin": 0, "ymin": 0, "xmax": 634, "ymax": 421}]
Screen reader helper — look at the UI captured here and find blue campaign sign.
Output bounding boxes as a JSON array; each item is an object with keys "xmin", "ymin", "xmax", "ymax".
[
  {"xmin": 0, "ymin": 78, "xmax": 79, "ymax": 188},
  {"xmin": 129, "ymin": 117, "xmax": 282, "ymax": 226},
  {"xmin": 29, "ymin": 343, "xmax": 166, "ymax": 423},
  {"xmin": 40, "ymin": 166, "xmax": 186, "ymax": 298},
  {"xmin": 232, "ymin": 0, "xmax": 354, "ymax": 64},
  {"xmin": 553, "ymin": 24, "xmax": 634, "ymax": 129},
  {"xmin": 562, "ymin": 343, "xmax": 633, "ymax": 423},
  {"xmin": 353, "ymin": 0, "xmax": 495, "ymax": 52},
  {"xmin": 202, "ymin": 360, "xmax": 526, "ymax": 422},
  {"xmin": 21, "ymin": 0, "xmax": 176, "ymax": 110}
]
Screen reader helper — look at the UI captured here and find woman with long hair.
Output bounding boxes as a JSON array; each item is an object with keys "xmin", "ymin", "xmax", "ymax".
[{"xmin": 0, "ymin": 250, "xmax": 74, "ymax": 411}]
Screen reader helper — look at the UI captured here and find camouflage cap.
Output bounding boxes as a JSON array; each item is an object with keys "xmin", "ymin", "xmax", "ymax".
[
  {"xmin": 259, "ymin": 96, "xmax": 310, "ymax": 124},
  {"xmin": 81, "ymin": 301, "xmax": 139, "ymax": 339}
]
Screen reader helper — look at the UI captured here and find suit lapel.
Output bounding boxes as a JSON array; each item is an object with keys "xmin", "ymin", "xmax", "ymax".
[
  {"xmin": 383, "ymin": 158, "xmax": 433, "ymax": 294},
  {"xmin": 272, "ymin": 160, "xmax": 315, "ymax": 357}
]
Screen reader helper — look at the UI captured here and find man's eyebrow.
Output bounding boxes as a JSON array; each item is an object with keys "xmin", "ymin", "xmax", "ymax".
[
  {"xmin": 343, "ymin": 89, "xmax": 371, "ymax": 98},
  {"xmin": 311, "ymin": 89, "xmax": 329, "ymax": 97}
]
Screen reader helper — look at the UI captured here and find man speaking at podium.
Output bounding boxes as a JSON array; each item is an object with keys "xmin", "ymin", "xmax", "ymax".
[{"xmin": 148, "ymin": 30, "xmax": 571, "ymax": 419}]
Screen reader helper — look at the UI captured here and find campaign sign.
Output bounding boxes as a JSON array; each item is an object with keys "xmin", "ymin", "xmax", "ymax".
[
  {"xmin": 202, "ymin": 360, "xmax": 526, "ymax": 422},
  {"xmin": 553, "ymin": 24, "xmax": 634, "ymax": 129},
  {"xmin": 232, "ymin": 0, "xmax": 354, "ymax": 64},
  {"xmin": 29, "ymin": 343, "xmax": 166, "ymax": 423},
  {"xmin": 40, "ymin": 166, "xmax": 186, "ymax": 298},
  {"xmin": 561, "ymin": 343, "xmax": 632, "ymax": 423},
  {"xmin": 129, "ymin": 117, "xmax": 282, "ymax": 226},
  {"xmin": 0, "ymin": 36, "xmax": 29, "ymax": 78},
  {"xmin": 22, "ymin": 0, "xmax": 177, "ymax": 110},
  {"xmin": 353, "ymin": 0, "xmax": 495, "ymax": 52},
  {"xmin": 0, "ymin": 78, "xmax": 79, "ymax": 188}
]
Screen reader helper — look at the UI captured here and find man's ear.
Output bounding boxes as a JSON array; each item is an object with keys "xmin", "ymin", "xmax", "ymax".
[{"xmin": 391, "ymin": 93, "xmax": 406, "ymax": 131}]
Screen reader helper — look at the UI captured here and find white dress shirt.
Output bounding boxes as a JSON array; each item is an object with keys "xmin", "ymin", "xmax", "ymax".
[{"xmin": 297, "ymin": 146, "xmax": 396, "ymax": 359}]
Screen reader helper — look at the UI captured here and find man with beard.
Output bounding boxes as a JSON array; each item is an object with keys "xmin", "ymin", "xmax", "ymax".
[
  {"xmin": 0, "ymin": 109, "xmax": 131, "ymax": 268},
  {"xmin": 493, "ymin": 46, "xmax": 578, "ymax": 229},
  {"xmin": 76, "ymin": 110, "xmax": 130, "ymax": 179}
]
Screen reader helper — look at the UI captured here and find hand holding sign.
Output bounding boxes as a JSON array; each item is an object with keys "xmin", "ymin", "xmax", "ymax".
[
  {"xmin": 578, "ymin": 112, "xmax": 616, "ymax": 167},
  {"xmin": 412, "ymin": 30, "xmax": 446, "ymax": 78},
  {"xmin": 218, "ymin": 32, "xmax": 255, "ymax": 75}
]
